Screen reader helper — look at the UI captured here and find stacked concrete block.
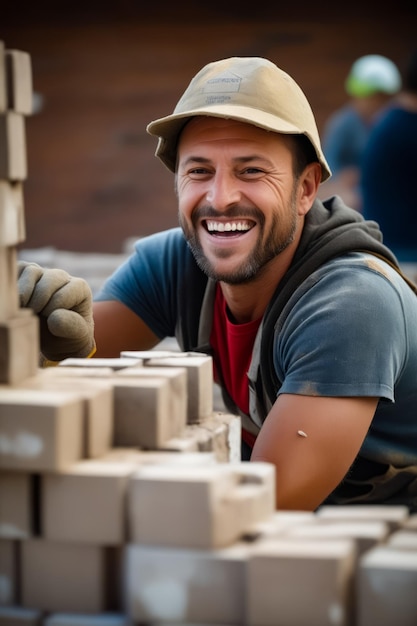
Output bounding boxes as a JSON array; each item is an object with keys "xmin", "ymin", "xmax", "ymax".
[
  {"xmin": 125, "ymin": 542, "xmax": 249, "ymax": 624},
  {"xmin": 281, "ymin": 518, "xmax": 391, "ymax": 555},
  {"xmin": 0, "ymin": 471, "xmax": 32, "ymax": 538},
  {"xmin": 122, "ymin": 503, "xmax": 417, "ymax": 626},
  {"xmin": 55, "ymin": 354, "xmax": 241, "ymax": 463},
  {"xmin": 246, "ymin": 537, "xmax": 357, "ymax": 626},
  {"xmin": 117, "ymin": 365, "xmax": 188, "ymax": 438},
  {"xmin": 357, "ymin": 543, "xmax": 417, "ymax": 626},
  {"xmin": 0, "ymin": 41, "xmax": 39, "ymax": 385},
  {"xmin": 161, "ymin": 410, "xmax": 242, "ymax": 463},
  {"xmin": 0, "ymin": 338, "xmax": 243, "ymax": 617},
  {"xmin": 19, "ymin": 539, "xmax": 125, "ymax": 613},
  {"xmin": 127, "ymin": 462, "xmax": 276, "ymax": 549},
  {"xmin": 125, "ymin": 462, "xmax": 276, "ymax": 623},
  {"xmin": 386, "ymin": 528, "xmax": 417, "ymax": 549},
  {"xmin": 41, "ymin": 460, "xmax": 137, "ymax": 545},
  {"xmin": 403, "ymin": 513, "xmax": 417, "ymax": 530},
  {"xmin": 14, "ymin": 375, "xmax": 114, "ymax": 458},
  {"xmin": 3, "ymin": 378, "xmax": 414, "ymax": 625},
  {"xmin": 121, "ymin": 350, "xmax": 214, "ymax": 423},
  {"xmin": 316, "ymin": 503, "xmax": 411, "ymax": 531},
  {"xmin": 360, "ymin": 529, "xmax": 417, "ymax": 625},
  {"xmin": 0, "ymin": 388, "xmax": 85, "ymax": 472}
]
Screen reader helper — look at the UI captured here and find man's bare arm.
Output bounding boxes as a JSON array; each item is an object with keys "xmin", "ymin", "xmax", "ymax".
[
  {"xmin": 251, "ymin": 393, "xmax": 379, "ymax": 510},
  {"xmin": 92, "ymin": 300, "xmax": 160, "ymax": 358}
]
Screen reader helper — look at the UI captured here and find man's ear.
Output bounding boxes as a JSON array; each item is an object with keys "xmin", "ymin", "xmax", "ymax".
[{"xmin": 298, "ymin": 162, "xmax": 322, "ymax": 216}]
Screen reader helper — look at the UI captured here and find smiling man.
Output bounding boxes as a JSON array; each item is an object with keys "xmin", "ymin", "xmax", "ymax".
[{"xmin": 19, "ymin": 57, "xmax": 417, "ymax": 511}]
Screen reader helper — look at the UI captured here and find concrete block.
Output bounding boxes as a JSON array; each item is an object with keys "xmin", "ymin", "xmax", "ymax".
[
  {"xmin": 17, "ymin": 374, "xmax": 114, "ymax": 459},
  {"xmin": 403, "ymin": 513, "xmax": 417, "ymax": 530},
  {"xmin": 42, "ymin": 366, "xmax": 116, "ymax": 378},
  {"xmin": 127, "ymin": 462, "xmax": 275, "ymax": 549},
  {"xmin": 386, "ymin": 529, "xmax": 417, "ymax": 550},
  {"xmin": 43, "ymin": 370, "xmax": 178, "ymax": 450},
  {"xmin": 156, "ymin": 430, "xmax": 201, "ymax": 453},
  {"xmin": 0, "ymin": 42, "xmax": 6, "ymax": 113},
  {"xmin": 251, "ymin": 510, "xmax": 317, "ymax": 541},
  {"xmin": 0, "ymin": 246, "xmax": 19, "ymax": 321},
  {"xmin": 0, "ymin": 181, "xmax": 25, "ymax": 245},
  {"xmin": 121, "ymin": 349, "xmax": 179, "ymax": 360},
  {"xmin": 5, "ymin": 49, "xmax": 33, "ymax": 115},
  {"xmin": 162, "ymin": 411, "xmax": 241, "ymax": 463},
  {"xmin": 0, "ymin": 112, "xmax": 27, "ymax": 180},
  {"xmin": 235, "ymin": 463, "xmax": 276, "ymax": 530},
  {"xmin": 246, "ymin": 538, "xmax": 357, "ymax": 626},
  {"xmin": 42, "ymin": 459, "xmax": 136, "ymax": 545},
  {"xmin": 316, "ymin": 503, "xmax": 410, "ymax": 531},
  {"xmin": 100, "ymin": 447, "xmax": 217, "ymax": 467},
  {"xmin": 112, "ymin": 377, "xmax": 174, "ymax": 449},
  {"xmin": 122, "ymin": 351, "xmax": 213, "ymax": 423},
  {"xmin": 357, "ymin": 546, "xmax": 417, "ymax": 626},
  {"xmin": 283, "ymin": 519, "xmax": 391, "ymax": 555},
  {"xmin": 0, "ymin": 471, "xmax": 31, "ymax": 538},
  {"xmin": 0, "ymin": 310, "xmax": 39, "ymax": 384},
  {"xmin": 0, "ymin": 607, "xmax": 42, "ymax": 626},
  {"xmin": 117, "ymin": 365, "xmax": 187, "ymax": 438},
  {"xmin": 58, "ymin": 357, "xmax": 142, "ymax": 370},
  {"xmin": 125, "ymin": 542, "xmax": 249, "ymax": 624},
  {"xmin": 0, "ymin": 388, "xmax": 84, "ymax": 471},
  {"xmin": 0, "ymin": 538, "xmax": 18, "ymax": 605},
  {"xmin": 21, "ymin": 538, "xmax": 107, "ymax": 613}
]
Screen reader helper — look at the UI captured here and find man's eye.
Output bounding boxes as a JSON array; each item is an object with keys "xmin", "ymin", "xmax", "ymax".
[
  {"xmin": 242, "ymin": 167, "xmax": 264, "ymax": 175},
  {"xmin": 188, "ymin": 168, "xmax": 210, "ymax": 176}
]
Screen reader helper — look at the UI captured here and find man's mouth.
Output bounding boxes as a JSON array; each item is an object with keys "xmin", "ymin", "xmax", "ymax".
[{"xmin": 203, "ymin": 219, "xmax": 255, "ymax": 235}]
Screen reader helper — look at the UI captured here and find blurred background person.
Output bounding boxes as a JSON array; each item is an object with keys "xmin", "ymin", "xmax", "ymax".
[
  {"xmin": 319, "ymin": 54, "xmax": 402, "ymax": 211},
  {"xmin": 360, "ymin": 49, "xmax": 417, "ymax": 283}
]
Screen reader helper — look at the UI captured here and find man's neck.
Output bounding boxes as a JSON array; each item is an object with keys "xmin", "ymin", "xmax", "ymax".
[{"xmin": 220, "ymin": 244, "xmax": 297, "ymax": 324}]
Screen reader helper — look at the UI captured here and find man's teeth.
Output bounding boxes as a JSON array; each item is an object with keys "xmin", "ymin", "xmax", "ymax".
[{"xmin": 206, "ymin": 221, "xmax": 252, "ymax": 232}]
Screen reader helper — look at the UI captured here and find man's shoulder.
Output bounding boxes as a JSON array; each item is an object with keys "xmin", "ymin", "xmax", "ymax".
[
  {"xmin": 311, "ymin": 253, "xmax": 405, "ymax": 291},
  {"xmin": 298, "ymin": 253, "xmax": 417, "ymax": 325}
]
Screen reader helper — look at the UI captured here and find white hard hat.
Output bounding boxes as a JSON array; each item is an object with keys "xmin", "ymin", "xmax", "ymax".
[{"xmin": 345, "ymin": 54, "xmax": 402, "ymax": 97}]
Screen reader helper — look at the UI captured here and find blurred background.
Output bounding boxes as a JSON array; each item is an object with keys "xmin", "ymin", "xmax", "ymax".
[{"xmin": 2, "ymin": 1, "xmax": 416, "ymax": 254}]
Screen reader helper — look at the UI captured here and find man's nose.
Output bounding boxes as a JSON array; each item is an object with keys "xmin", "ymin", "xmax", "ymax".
[{"xmin": 205, "ymin": 172, "xmax": 241, "ymax": 209}]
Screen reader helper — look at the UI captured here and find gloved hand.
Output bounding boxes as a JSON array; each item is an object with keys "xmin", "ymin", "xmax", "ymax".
[{"xmin": 18, "ymin": 260, "xmax": 96, "ymax": 362}]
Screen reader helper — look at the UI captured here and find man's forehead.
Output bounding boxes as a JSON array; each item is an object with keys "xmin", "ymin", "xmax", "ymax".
[{"xmin": 178, "ymin": 116, "xmax": 290, "ymax": 150}]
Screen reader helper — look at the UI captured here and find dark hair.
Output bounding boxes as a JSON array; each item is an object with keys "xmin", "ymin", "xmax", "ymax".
[
  {"xmin": 289, "ymin": 133, "xmax": 320, "ymax": 178},
  {"xmin": 404, "ymin": 49, "xmax": 417, "ymax": 94}
]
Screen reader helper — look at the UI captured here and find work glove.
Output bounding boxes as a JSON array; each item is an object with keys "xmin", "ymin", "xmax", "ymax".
[{"xmin": 18, "ymin": 260, "xmax": 96, "ymax": 363}]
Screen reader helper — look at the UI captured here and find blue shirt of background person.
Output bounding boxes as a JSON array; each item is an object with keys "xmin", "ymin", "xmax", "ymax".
[{"xmin": 361, "ymin": 49, "xmax": 417, "ymax": 264}]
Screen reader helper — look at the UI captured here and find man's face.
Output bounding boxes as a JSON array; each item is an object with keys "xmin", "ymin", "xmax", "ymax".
[{"xmin": 176, "ymin": 117, "xmax": 303, "ymax": 285}]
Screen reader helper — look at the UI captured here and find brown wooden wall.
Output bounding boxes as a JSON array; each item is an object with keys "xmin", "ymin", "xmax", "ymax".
[{"xmin": 2, "ymin": 3, "xmax": 416, "ymax": 252}]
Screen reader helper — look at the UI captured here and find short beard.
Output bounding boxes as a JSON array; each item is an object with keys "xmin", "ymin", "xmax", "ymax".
[{"xmin": 180, "ymin": 189, "xmax": 299, "ymax": 285}]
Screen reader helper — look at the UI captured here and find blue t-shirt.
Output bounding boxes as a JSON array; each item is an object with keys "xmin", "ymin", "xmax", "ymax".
[
  {"xmin": 96, "ymin": 228, "xmax": 417, "ymax": 507},
  {"xmin": 361, "ymin": 107, "xmax": 417, "ymax": 262},
  {"xmin": 322, "ymin": 105, "xmax": 370, "ymax": 174}
]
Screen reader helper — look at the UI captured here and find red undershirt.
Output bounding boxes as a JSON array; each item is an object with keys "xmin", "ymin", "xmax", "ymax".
[{"xmin": 210, "ymin": 284, "xmax": 262, "ymax": 449}]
